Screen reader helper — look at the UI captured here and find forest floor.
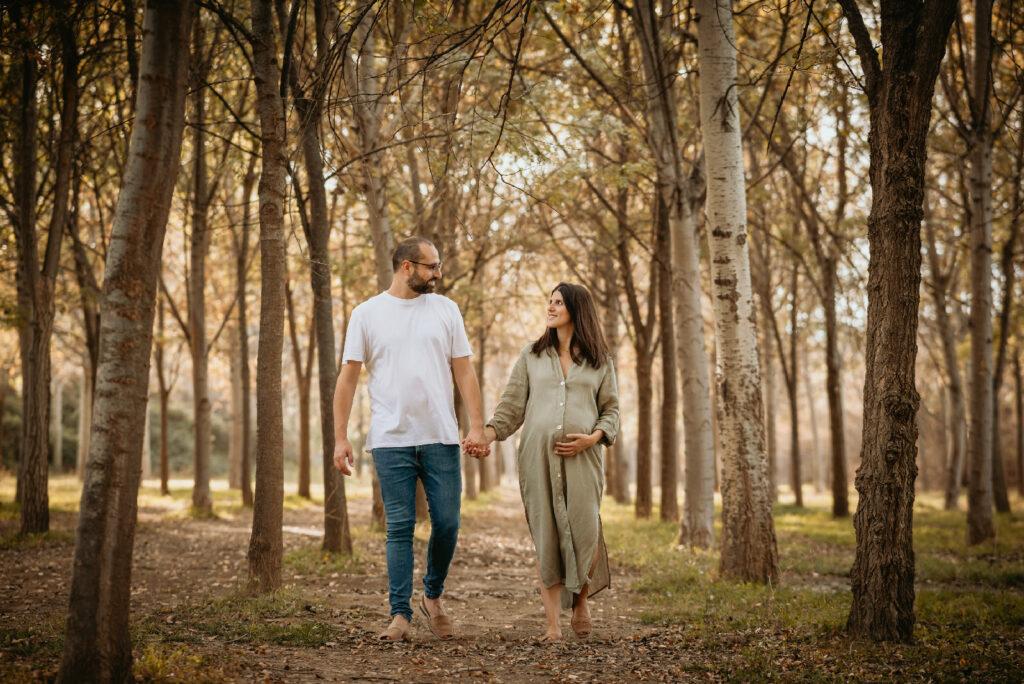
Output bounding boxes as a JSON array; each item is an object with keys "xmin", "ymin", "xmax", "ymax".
[{"xmin": 0, "ymin": 473, "xmax": 1022, "ymax": 682}]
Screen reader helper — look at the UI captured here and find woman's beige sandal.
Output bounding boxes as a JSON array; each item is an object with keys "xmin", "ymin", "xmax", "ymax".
[
  {"xmin": 570, "ymin": 614, "xmax": 592, "ymax": 637},
  {"xmin": 378, "ymin": 617, "xmax": 410, "ymax": 641},
  {"xmin": 419, "ymin": 596, "xmax": 455, "ymax": 640}
]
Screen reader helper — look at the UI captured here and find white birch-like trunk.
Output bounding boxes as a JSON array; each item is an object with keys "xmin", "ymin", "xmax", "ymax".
[
  {"xmin": 695, "ymin": 0, "xmax": 778, "ymax": 582},
  {"xmin": 76, "ymin": 356, "xmax": 92, "ymax": 479},
  {"xmin": 58, "ymin": 1, "xmax": 192, "ymax": 678},
  {"xmin": 966, "ymin": 0, "xmax": 995, "ymax": 544},
  {"xmin": 51, "ymin": 376, "xmax": 63, "ymax": 471}
]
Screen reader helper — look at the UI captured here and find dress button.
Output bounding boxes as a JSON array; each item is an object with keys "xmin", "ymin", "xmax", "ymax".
[
  {"xmin": 556, "ymin": 424, "xmax": 561, "ymax": 429},
  {"xmin": 560, "ymin": 381, "xmax": 565, "ymax": 386}
]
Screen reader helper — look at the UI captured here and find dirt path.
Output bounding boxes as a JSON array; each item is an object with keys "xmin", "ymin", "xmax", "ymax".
[{"xmin": 2, "ymin": 483, "xmax": 700, "ymax": 682}]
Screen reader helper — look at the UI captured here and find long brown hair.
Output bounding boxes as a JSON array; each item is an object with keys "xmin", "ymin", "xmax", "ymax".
[{"xmin": 531, "ymin": 282, "xmax": 609, "ymax": 369}]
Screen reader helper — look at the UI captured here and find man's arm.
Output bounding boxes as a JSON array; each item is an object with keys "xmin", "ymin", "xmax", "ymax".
[
  {"xmin": 332, "ymin": 361, "xmax": 362, "ymax": 475},
  {"xmin": 451, "ymin": 356, "xmax": 489, "ymax": 457}
]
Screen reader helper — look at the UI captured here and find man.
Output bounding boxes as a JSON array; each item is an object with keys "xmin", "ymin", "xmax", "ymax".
[{"xmin": 333, "ymin": 236, "xmax": 489, "ymax": 642}]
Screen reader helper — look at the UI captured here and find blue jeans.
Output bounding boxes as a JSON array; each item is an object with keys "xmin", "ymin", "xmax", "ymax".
[{"xmin": 371, "ymin": 443, "xmax": 462, "ymax": 621}]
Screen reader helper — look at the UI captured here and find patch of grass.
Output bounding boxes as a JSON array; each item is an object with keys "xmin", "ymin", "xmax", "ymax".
[
  {"xmin": 143, "ymin": 588, "xmax": 342, "ymax": 648},
  {"xmin": 0, "ymin": 627, "xmax": 61, "ymax": 660},
  {"xmin": 285, "ymin": 542, "xmax": 367, "ymax": 577},
  {"xmin": 134, "ymin": 644, "xmax": 229, "ymax": 683},
  {"xmin": 0, "ymin": 528, "xmax": 75, "ymax": 550},
  {"xmin": 601, "ymin": 494, "xmax": 1024, "ymax": 680}
]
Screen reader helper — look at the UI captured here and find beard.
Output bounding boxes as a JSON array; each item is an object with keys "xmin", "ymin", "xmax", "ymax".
[{"xmin": 408, "ymin": 271, "xmax": 438, "ymax": 294}]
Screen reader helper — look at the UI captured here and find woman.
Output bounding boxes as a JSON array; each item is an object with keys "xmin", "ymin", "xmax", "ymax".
[{"xmin": 476, "ymin": 282, "xmax": 619, "ymax": 642}]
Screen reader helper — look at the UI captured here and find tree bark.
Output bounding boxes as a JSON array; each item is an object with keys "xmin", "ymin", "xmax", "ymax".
[
  {"xmin": 155, "ymin": 299, "xmax": 171, "ymax": 496},
  {"xmin": 77, "ymin": 354, "xmax": 93, "ymax": 479},
  {"xmin": 823, "ymin": 257, "xmax": 849, "ymax": 516},
  {"xmin": 838, "ymin": 0, "xmax": 957, "ymax": 642},
  {"xmin": 1015, "ymin": 349, "xmax": 1024, "ymax": 498},
  {"xmin": 188, "ymin": 15, "xmax": 213, "ymax": 515},
  {"xmin": 247, "ymin": 0, "xmax": 287, "ymax": 593},
  {"xmin": 236, "ymin": 158, "xmax": 257, "ymax": 508},
  {"xmin": 229, "ymin": 329, "xmax": 243, "ymax": 489},
  {"xmin": 925, "ymin": 219, "xmax": 967, "ymax": 510},
  {"xmin": 14, "ymin": 2, "xmax": 76, "ymax": 534},
  {"xmin": 58, "ymin": 1, "xmax": 192, "ymax": 677},
  {"xmin": 787, "ymin": 265, "xmax": 802, "ymax": 507},
  {"xmin": 696, "ymin": 0, "xmax": 778, "ymax": 583},
  {"xmin": 966, "ymin": 0, "xmax": 997, "ymax": 542},
  {"xmin": 292, "ymin": 19, "xmax": 352, "ymax": 546},
  {"xmin": 655, "ymin": 198, "xmax": 679, "ymax": 522}
]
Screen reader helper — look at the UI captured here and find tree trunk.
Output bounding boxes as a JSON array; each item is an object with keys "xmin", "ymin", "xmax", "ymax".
[
  {"xmin": 601, "ymin": 254, "xmax": 627, "ymax": 504},
  {"xmin": 966, "ymin": 0, "xmax": 996, "ymax": 543},
  {"xmin": 925, "ymin": 219, "xmax": 968, "ymax": 510},
  {"xmin": 14, "ymin": 1, "xmax": 76, "ymax": 535},
  {"xmin": 285, "ymin": 276, "xmax": 314, "ymax": 500},
  {"xmin": 57, "ymin": 1, "xmax": 192, "ymax": 677},
  {"xmin": 77, "ymin": 355, "xmax": 92, "ymax": 479},
  {"xmin": 655, "ymin": 199, "xmax": 679, "ymax": 522},
  {"xmin": 229, "ymin": 329, "xmax": 243, "ymax": 489},
  {"xmin": 51, "ymin": 377, "xmax": 63, "ymax": 472},
  {"xmin": 676, "ymin": 187, "xmax": 715, "ymax": 545},
  {"xmin": 838, "ymin": 0, "xmax": 956, "ymax": 642},
  {"xmin": 1015, "ymin": 349, "xmax": 1024, "ymax": 498},
  {"xmin": 787, "ymin": 266, "xmax": 802, "ymax": 507},
  {"xmin": 189, "ymin": 17, "xmax": 213, "ymax": 515},
  {"xmin": 634, "ymin": 353, "xmax": 654, "ymax": 518},
  {"xmin": 823, "ymin": 258, "xmax": 849, "ymax": 516},
  {"xmin": 237, "ymin": 159, "xmax": 256, "ymax": 508},
  {"xmin": 803, "ymin": 349, "xmax": 824, "ymax": 493},
  {"xmin": 990, "ymin": 188, "xmax": 1018, "ymax": 514},
  {"xmin": 695, "ymin": 0, "xmax": 778, "ymax": 583},
  {"xmin": 247, "ymin": 0, "xmax": 287, "ymax": 593},
  {"xmin": 293, "ymin": 25, "xmax": 352, "ymax": 546},
  {"xmin": 476, "ymin": 328, "xmax": 492, "ymax": 493},
  {"xmin": 155, "ymin": 299, "xmax": 171, "ymax": 496}
]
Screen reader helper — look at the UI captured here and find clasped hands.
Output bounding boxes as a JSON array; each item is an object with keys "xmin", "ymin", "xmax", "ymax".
[{"xmin": 461, "ymin": 426, "xmax": 495, "ymax": 459}]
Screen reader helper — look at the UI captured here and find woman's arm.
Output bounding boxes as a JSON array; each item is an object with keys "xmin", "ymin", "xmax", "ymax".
[
  {"xmin": 592, "ymin": 362, "xmax": 620, "ymax": 447},
  {"xmin": 485, "ymin": 350, "xmax": 530, "ymax": 442}
]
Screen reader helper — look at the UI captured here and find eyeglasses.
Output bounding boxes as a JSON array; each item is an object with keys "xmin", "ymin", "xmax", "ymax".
[{"xmin": 408, "ymin": 260, "xmax": 443, "ymax": 273}]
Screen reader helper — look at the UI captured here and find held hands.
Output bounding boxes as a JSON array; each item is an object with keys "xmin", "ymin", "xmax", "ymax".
[
  {"xmin": 461, "ymin": 426, "xmax": 495, "ymax": 459},
  {"xmin": 333, "ymin": 438, "xmax": 355, "ymax": 476},
  {"xmin": 554, "ymin": 433, "xmax": 598, "ymax": 458}
]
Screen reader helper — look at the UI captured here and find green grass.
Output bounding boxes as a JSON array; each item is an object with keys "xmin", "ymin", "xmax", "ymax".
[
  {"xmin": 601, "ymin": 494, "xmax": 1024, "ymax": 681},
  {"xmin": 284, "ymin": 537, "xmax": 368, "ymax": 577},
  {"xmin": 139, "ymin": 588, "xmax": 343, "ymax": 648}
]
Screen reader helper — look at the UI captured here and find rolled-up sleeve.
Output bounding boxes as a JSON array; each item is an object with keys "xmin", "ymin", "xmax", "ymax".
[
  {"xmin": 487, "ymin": 350, "xmax": 530, "ymax": 441},
  {"xmin": 593, "ymin": 361, "xmax": 619, "ymax": 446}
]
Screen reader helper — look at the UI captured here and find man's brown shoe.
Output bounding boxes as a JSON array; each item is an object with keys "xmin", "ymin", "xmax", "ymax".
[
  {"xmin": 378, "ymin": 615, "xmax": 410, "ymax": 641},
  {"xmin": 419, "ymin": 596, "xmax": 455, "ymax": 640}
]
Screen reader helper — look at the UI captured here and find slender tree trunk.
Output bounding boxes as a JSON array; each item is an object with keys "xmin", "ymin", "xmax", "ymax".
[
  {"xmin": 477, "ymin": 328, "xmax": 491, "ymax": 493},
  {"xmin": 838, "ymin": 0, "xmax": 956, "ymax": 642},
  {"xmin": 237, "ymin": 159, "xmax": 256, "ymax": 508},
  {"xmin": 155, "ymin": 299, "xmax": 171, "ymax": 496},
  {"xmin": 788, "ymin": 266, "xmax": 802, "ymax": 507},
  {"xmin": 293, "ymin": 23, "xmax": 352, "ymax": 546},
  {"xmin": 1015, "ymin": 349, "xmax": 1024, "ymax": 498},
  {"xmin": 247, "ymin": 0, "xmax": 287, "ymax": 593},
  {"xmin": 926, "ymin": 220, "xmax": 968, "ymax": 510},
  {"xmin": 823, "ymin": 258, "xmax": 849, "ymax": 516},
  {"xmin": 655, "ymin": 199, "xmax": 679, "ymax": 522},
  {"xmin": 14, "ymin": 1, "xmax": 76, "ymax": 535},
  {"xmin": 966, "ymin": 0, "xmax": 996, "ymax": 543},
  {"xmin": 189, "ymin": 17, "xmax": 213, "ymax": 515},
  {"xmin": 58, "ymin": 2, "xmax": 192, "ymax": 677},
  {"xmin": 990, "ymin": 202, "xmax": 1018, "ymax": 514},
  {"xmin": 803, "ymin": 350, "xmax": 824, "ymax": 493},
  {"xmin": 634, "ymin": 353, "xmax": 654, "ymax": 518},
  {"xmin": 285, "ymin": 276, "xmax": 314, "ymax": 500},
  {"xmin": 51, "ymin": 377, "xmax": 63, "ymax": 472},
  {"xmin": 229, "ymin": 330, "xmax": 243, "ymax": 489},
  {"xmin": 696, "ymin": 0, "xmax": 778, "ymax": 583},
  {"xmin": 77, "ymin": 355, "xmax": 92, "ymax": 478},
  {"xmin": 601, "ymin": 254, "xmax": 627, "ymax": 504}
]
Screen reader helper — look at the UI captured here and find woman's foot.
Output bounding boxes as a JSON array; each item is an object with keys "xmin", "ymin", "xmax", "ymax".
[
  {"xmin": 570, "ymin": 603, "xmax": 592, "ymax": 637},
  {"xmin": 536, "ymin": 628, "xmax": 563, "ymax": 643}
]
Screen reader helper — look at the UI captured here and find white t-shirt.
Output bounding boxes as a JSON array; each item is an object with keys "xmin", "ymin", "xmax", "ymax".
[{"xmin": 342, "ymin": 291, "xmax": 473, "ymax": 451}]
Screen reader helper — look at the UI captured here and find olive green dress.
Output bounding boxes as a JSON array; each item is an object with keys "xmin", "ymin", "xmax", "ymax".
[{"xmin": 487, "ymin": 345, "xmax": 619, "ymax": 609}]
